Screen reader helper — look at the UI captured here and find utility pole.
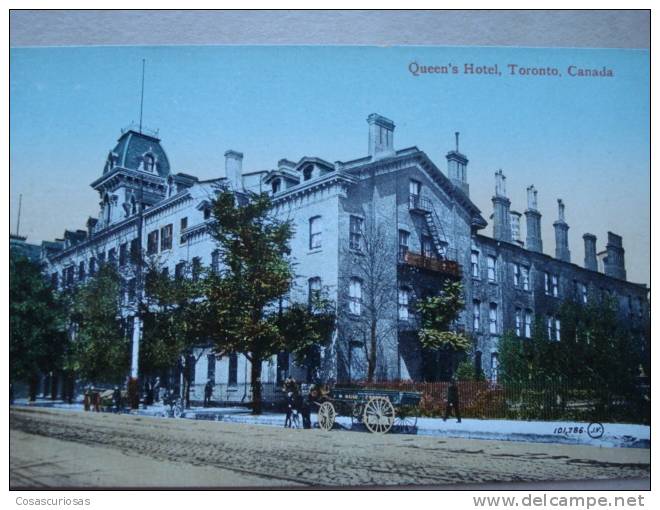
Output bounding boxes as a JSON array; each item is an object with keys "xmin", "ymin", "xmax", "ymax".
[
  {"xmin": 129, "ymin": 58, "xmax": 147, "ymax": 409},
  {"xmin": 16, "ymin": 194, "xmax": 22, "ymax": 236},
  {"xmin": 129, "ymin": 175, "xmax": 144, "ymax": 409}
]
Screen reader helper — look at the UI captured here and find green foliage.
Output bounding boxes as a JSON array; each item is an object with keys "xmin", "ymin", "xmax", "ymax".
[
  {"xmin": 141, "ymin": 261, "xmax": 207, "ymax": 376},
  {"xmin": 204, "ymin": 189, "xmax": 335, "ymax": 412},
  {"xmin": 10, "ymin": 251, "xmax": 67, "ymax": 383},
  {"xmin": 417, "ymin": 281, "xmax": 470, "ymax": 352},
  {"xmin": 498, "ymin": 298, "xmax": 646, "ymax": 421},
  {"xmin": 69, "ymin": 264, "xmax": 130, "ymax": 384},
  {"xmin": 455, "ymin": 360, "xmax": 485, "ymax": 381}
]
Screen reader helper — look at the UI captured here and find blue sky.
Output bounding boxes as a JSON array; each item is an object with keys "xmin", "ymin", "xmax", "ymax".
[{"xmin": 10, "ymin": 45, "xmax": 649, "ymax": 284}]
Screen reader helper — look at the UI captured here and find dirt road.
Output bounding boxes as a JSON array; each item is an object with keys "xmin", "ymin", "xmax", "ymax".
[{"xmin": 10, "ymin": 407, "xmax": 650, "ymax": 488}]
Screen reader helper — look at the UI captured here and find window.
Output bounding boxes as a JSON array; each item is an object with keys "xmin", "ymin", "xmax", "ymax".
[
  {"xmin": 487, "ymin": 256, "xmax": 497, "ymax": 282},
  {"xmin": 180, "ymin": 217, "xmax": 188, "ymax": 243},
  {"xmin": 161, "ymin": 267, "xmax": 169, "ymax": 278},
  {"xmin": 175, "ymin": 261, "xmax": 186, "ymax": 280},
  {"xmin": 398, "ymin": 287, "xmax": 411, "ymax": 321},
  {"xmin": 207, "ymin": 354, "xmax": 216, "ymax": 382},
  {"xmin": 473, "ymin": 300, "xmax": 481, "ymax": 331},
  {"xmin": 545, "ymin": 316, "xmax": 561, "ymax": 341},
  {"xmin": 204, "ymin": 208, "xmax": 212, "ymax": 220},
  {"xmin": 409, "ymin": 179, "xmax": 421, "ymax": 209},
  {"xmin": 98, "ymin": 252, "xmax": 105, "ymax": 266},
  {"xmin": 489, "ymin": 303, "xmax": 498, "ymax": 334},
  {"xmin": 544, "ymin": 272, "xmax": 550, "ymax": 294},
  {"xmin": 211, "ymin": 250, "xmax": 220, "ymax": 274},
  {"xmin": 491, "ymin": 353, "xmax": 499, "ymax": 383},
  {"xmin": 545, "ymin": 272, "xmax": 558, "ymax": 297},
  {"xmin": 513, "ymin": 263, "xmax": 520, "ymax": 287},
  {"xmin": 160, "ymin": 224, "xmax": 173, "ymax": 251},
  {"xmin": 521, "ymin": 266, "xmax": 530, "ymax": 291},
  {"xmin": 143, "ymin": 154, "xmax": 155, "ymax": 173},
  {"xmin": 471, "ymin": 251, "xmax": 480, "ymax": 278},
  {"xmin": 309, "ymin": 216, "xmax": 322, "ymax": 250},
  {"xmin": 349, "ymin": 216, "xmax": 363, "ymax": 251},
  {"xmin": 303, "ymin": 165, "xmax": 313, "ymax": 181},
  {"xmin": 515, "ymin": 308, "xmax": 522, "ymax": 337},
  {"xmin": 228, "ymin": 353, "xmax": 238, "ymax": 385},
  {"xmin": 422, "ymin": 235, "xmax": 434, "ymax": 258},
  {"xmin": 127, "ymin": 278, "xmax": 136, "ymax": 303},
  {"xmin": 119, "ymin": 243, "xmax": 128, "ymax": 266},
  {"xmin": 398, "ymin": 230, "xmax": 410, "ymax": 261},
  {"xmin": 192, "ymin": 257, "xmax": 202, "ymax": 281},
  {"xmin": 147, "ymin": 230, "xmax": 159, "ymax": 255},
  {"xmin": 308, "ymin": 277, "xmax": 322, "ymax": 307},
  {"xmin": 272, "ymin": 179, "xmax": 281, "ymax": 194},
  {"xmin": 130, "ymin": 238, "xmax": 140, "ymax": 263},
  {"xmin": 65, "ymin": 266, "xmax": 74, "ymax": 287},
  {"xmin": 89, "ymin": 257, "xmax": 96, "ymax": 276},
  {"xmin": 581, "ymin": 283, "xmax": 588, "ymax": 304},
  {"xmin": 50, "ymin": 273, "xmax": 58, "ymax": 288},
  {"xmin": 524, "ymin": 310, "xmax": 532, "ymax": 338},
  {"xmin": 349, "ymin": 278, "xmax": 362, "ymax": 315},
  {"xmin": 78, "ymin": 261, "xmax": 85, "ymax": 282},
  {"xmin": 108, "ymin": 248, "xmax": 117, "ymax": 266}
]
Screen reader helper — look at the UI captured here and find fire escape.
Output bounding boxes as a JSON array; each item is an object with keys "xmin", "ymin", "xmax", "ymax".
[{"xmin": 405, "ymin": 195, "xmax": 461, "ymax": 278}]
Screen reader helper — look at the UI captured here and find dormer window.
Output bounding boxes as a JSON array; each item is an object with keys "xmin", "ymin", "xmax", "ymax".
[
  {"xmin": 272, "ymin": 178, "xmax": 281, "ymax": 194},
  {"xmin": 303, "ymin": 165, "xmax": 313, "ymax": 181},
  {"xmin": 143, "ymin": 153, "xmax": 155, "ymax": 173}
]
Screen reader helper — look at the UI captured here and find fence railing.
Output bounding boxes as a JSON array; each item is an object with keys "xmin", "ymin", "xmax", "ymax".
[
  {"xmin": 337, "ymin": 380, "xmax": 650, "ymax": 424},
  {"xmin": 183, "ymin": 379, "xmax": 649, "ymax": 424}
]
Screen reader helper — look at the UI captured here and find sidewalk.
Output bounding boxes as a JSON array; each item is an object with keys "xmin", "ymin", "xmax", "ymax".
[{"xmin": 12, "ymin": 398, "xmax": 649, "ymax": 449}]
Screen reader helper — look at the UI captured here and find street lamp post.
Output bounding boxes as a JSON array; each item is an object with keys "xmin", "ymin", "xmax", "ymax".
[{"xmin": 128, "ymin": 175, "xmax": 145, "ymax": 409}]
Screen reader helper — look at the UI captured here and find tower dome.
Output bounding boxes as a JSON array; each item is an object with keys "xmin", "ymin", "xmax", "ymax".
[{"xmin": 103, "ymin": 127, "xmax": 170, "ymax": 178}]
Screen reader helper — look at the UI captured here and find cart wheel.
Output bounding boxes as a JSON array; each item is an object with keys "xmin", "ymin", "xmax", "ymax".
[
  {"xmin": 318, "ymin": 401, "xmax": 336, "ymax": 431},
  {"xmin": 363, "ymin": 397, "xmax": 395, "ymax": 434},
  {"xmin": 394, "ymin": 415, "xmax": 418, "ymax": 434}
]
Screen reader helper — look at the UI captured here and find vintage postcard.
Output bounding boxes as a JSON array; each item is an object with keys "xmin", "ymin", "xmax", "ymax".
[{"xmin": 9, "ymin": 15, "xmax": 650, "ymax": 492}]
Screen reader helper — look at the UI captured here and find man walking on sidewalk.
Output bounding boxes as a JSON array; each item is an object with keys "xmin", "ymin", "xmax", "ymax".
[{"xmin": 443, "ymin": 378, "xmax": 461, "ymax": 423}]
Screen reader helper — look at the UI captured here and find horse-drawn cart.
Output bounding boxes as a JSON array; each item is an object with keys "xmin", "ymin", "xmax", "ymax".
[{"xmin": 316, "ymin": 387, "xmax": 421, "ymax": 434}]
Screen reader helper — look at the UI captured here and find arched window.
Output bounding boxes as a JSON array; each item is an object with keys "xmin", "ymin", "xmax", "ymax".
[
  {"xmin": 303, "ymin": 165, "xmax": 313, "ymax": 181},
  {"xmin": 103, "ymin": 194, "xmax": 111, "ymax": 223},
  {"xmin": 272, "ymin": 178, "xmax": 281, "ymax": 194},
  {"xmin": 143, "ymin": 153, "xmax": 155, "ymax": 173},
  {"xmin": 349, "ymin": 278, "xmax": 362, "ymax": 315}
]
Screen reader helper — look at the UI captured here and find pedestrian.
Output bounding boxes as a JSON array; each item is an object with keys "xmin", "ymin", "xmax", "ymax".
[
  {"xmin": 301, "ymin": 384, "xmax": 319, "ymax": 429},
  {"xmin": 284, "ymin": 391, "xmax": 296, "ymax": 428},
  {"xmin": 143, "ymin": 379, "xmax": 152, "ymax": 407},
  {"xmin": 443, "ymin": 378, "xmax": 461, "ymax": 423},
  {"xmin": 204, "ymin": 379, "xmax": 214, "ymax": 407},
  {"xmin": 113, "ymin": 386, "xmax": 122, "ymax": 413},
  {"xmin": 153, "ymin": 376, "xmax": 161, "ymax": 403}
]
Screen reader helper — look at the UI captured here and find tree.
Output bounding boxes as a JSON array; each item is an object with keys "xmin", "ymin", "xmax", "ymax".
[
  {"xmin": 69, "ymin": 264, "xmax": 130, "ymax": 384},
  {"xmin": 203, "ymin": 188, "xmax": 335, "ymax": 414},
  {"xmin": 416, "ymin": 280, "xmax": 471, "ymax": 380},
  {"xmin": 341, "ymin": 219, "xmax": 398, "ymax": 382},
  {"xmin": 10, "ymin": 251, "xmax": 67, "ymax": 400},
  {"xmin": 141, "ymin": 260, "xmax": 207, "ymax": 408}
]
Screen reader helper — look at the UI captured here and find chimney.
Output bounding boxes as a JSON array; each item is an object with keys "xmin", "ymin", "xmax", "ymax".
[
  {"xmin": 524, "ymin": 185, "xmax": 543, "ymax": 253},
  {"xmin": 583, "ymin": 233, "xmax": 598, "ymax": 271},
  {"xmin": 224, "ymin": 150, "xmax": 244, "ymax": 191},
  {"xmin": 604, "ymin": 231, "xmax": 626, "ymax": 280},
  {"xmin": 446, "ymin": 131, "xmax": 470, "ymax": 196},
  {"xmin": 553, "ymin": 199, "xmax": 570, "ymax": 262},
  {"xmin": 492, "ymin": 170, "xmax": 511, "ymax": 242},
  {"xmin": 367, "ymin": 113, "xmax": 395, "ymax": 159}
]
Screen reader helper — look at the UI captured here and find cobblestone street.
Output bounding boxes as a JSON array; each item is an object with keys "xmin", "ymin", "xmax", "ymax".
[{"xmin": 10, "ymin": 407, "xmax": 650, "ymax": 488}]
